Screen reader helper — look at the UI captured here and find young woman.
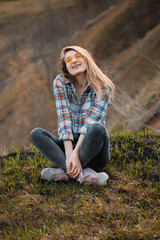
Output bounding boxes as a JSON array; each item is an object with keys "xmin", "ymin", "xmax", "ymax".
[{"xmin": 30, "ymin": 46, "xmax": 115, "ymax": 186}]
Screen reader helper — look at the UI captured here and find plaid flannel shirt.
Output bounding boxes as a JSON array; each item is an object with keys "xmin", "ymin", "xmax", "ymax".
[{"xmin": 53, "ymin": 74, "xmax": 111, "ymax": 142}]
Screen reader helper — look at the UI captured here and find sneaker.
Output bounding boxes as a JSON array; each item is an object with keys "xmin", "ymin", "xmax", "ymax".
[
  {"xmin": 80, "ymin": 168, "xmax": 109, "ymax": 186},
  {"xmin": 41, "ymin": 168, "xmax": 69, "ymax": 182}
]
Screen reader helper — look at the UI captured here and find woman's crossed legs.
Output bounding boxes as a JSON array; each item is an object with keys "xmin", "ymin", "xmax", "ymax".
[{"xmin": 30, "ymin": 123, "xmax": 111, "ymax": 184}]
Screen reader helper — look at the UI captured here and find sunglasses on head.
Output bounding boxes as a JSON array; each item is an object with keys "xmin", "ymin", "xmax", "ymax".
[{"xmin": 65, "ymin": 53, "xmax": 82, "ymax": 64}]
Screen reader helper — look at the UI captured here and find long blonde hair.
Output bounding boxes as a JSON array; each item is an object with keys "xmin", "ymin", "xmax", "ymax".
[{"xmin": 60, "ymin": 45, "xmax": 115, "ymax": 102}]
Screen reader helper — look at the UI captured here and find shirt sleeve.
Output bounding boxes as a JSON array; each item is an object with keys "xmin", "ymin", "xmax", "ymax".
[
  {"xmin": 53, "ymin": 75, "xmax": 73, "ymax": 141},
  {"xmin": 79, "ymin": 85, "xmax": 111, "ymax": 135}
]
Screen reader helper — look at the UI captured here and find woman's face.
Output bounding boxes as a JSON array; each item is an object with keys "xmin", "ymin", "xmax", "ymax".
[{"xmin": 64, "ymin": 50, "xmax": 87, "ymax": 77}]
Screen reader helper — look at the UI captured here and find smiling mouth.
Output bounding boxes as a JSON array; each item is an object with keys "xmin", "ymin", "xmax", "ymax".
[{"xmin": 72, "ymin": 64, "xmax": 81, "ymax": 69}]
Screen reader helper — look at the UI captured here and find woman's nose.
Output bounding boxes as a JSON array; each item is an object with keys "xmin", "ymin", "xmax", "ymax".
[{"xmin": 72, "ymin": 57, "xmax": 77, "ymax": 63}]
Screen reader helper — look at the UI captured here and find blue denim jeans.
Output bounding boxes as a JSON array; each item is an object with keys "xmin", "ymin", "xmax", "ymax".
[{"xmin": 30, "ymin": 123, "xmax": 111, "ymax": 173}]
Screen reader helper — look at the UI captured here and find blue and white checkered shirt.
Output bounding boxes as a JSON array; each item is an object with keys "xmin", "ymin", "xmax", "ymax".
[{"xmin": 53, "ymin": 74, "xmax": 111, "ymax": 142}]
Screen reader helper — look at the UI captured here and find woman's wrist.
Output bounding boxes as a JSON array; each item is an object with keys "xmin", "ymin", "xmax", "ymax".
[
  {"xmin": 66, "ymin": 152, "xmax": 73, "ymax": 160},
  {"xmin": 73, "ymin": 146, "xmax": 80, "ymax": 154},
  {"xmin": 73, "ymin": 134, "xmax": 85, "ymax": 154},
  {"xmin": 64, "ymin": 140, "xmax": 73, "ymax": 159}
]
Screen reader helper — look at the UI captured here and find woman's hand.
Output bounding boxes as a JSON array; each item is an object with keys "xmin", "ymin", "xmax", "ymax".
[
  {"xmin": 66, "ymin": 151, "xmax": 82, "ymax": 179},
  {"xmin": 64, "ymin": 134, "xmax": 85, "ymax": 179}
]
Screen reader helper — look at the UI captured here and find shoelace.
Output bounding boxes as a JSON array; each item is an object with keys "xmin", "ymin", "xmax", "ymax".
[
  {"xmin": 52, "ymin": 172, "xmax": 68, "ymax": 181},
  {"xmin": 80, "ymin": 174, "xmax": 97, "ymax": 185}
]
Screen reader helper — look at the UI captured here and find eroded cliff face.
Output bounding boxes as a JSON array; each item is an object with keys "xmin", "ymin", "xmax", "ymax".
[{"xmin": 0, "ymin": 0, "xmax": 160, "ymax": 151}]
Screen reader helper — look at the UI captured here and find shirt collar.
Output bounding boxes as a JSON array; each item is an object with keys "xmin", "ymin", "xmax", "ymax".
[{"xmin": 64, "ymin": 79, "xmax": 72, "ymax": 85}]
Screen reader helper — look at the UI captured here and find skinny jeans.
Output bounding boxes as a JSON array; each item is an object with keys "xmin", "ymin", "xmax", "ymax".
[{"xmin": 30, "ymin": 123, "xmax": 111, "ymax": 174}]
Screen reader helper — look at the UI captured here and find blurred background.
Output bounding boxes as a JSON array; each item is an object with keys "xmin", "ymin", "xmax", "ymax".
[{"xmin": 0, "ymin": 0, "xmax": 160, "ymax": 152}]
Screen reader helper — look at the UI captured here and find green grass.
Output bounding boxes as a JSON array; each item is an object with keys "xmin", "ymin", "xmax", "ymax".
[{"xmin": 0, "ymin": 129, "xmax": 160, "ymax": 239}]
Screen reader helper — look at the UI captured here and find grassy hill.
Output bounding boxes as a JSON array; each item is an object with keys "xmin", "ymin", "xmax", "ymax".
[{"xmin": 0, "ymin": 130, "xmax": 159, "ymax": 239}]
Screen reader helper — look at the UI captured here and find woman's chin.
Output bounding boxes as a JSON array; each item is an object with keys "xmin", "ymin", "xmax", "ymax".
[{"xmin": 70, "ymin": 69, "xmax": 86, "ymax": 76}]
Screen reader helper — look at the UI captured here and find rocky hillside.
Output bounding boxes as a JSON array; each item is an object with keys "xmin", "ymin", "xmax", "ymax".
[{"xmin": 0, "ymin": 0, "xmax": 160, "ymax": 151}]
